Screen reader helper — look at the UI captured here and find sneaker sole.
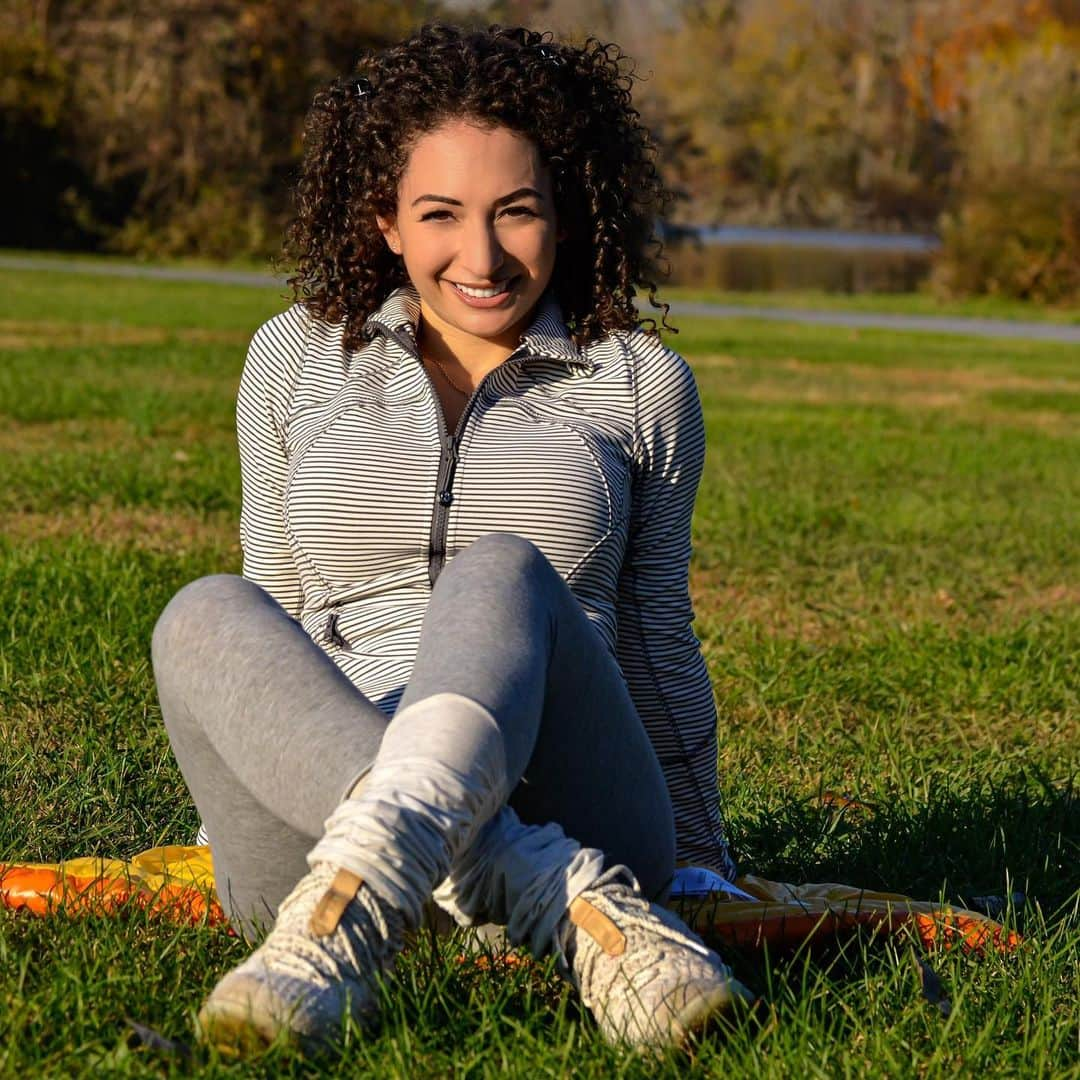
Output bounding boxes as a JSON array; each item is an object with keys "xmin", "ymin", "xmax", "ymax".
[
  {"xmin": 196, "ymin": 974, "xmax": 304, "ymax": 1057},
  {"xmin": 197, "ymin": 968, "xmax": 380, "ymax": 1058},
  {"xmin": 671, "ymin": 978, "xmax": 756, "ymax": 1048}
]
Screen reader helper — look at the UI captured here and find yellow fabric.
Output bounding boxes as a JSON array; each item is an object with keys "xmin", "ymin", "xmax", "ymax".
[{"xmin": 0, "ymin": 845, "xmax": 1019, "ymax": 956}]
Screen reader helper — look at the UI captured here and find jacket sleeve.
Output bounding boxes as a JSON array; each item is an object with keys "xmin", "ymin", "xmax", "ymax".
[
  {"xmin": 614, "ymin": 336, "xmax": 736, "ymax": 878},
  {"xmin": 236, "ymin": 305, "xmax": 310, "ymax": 619}
]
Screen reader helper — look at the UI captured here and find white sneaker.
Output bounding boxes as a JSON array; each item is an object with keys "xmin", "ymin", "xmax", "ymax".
[
  {"xmin": 197, "ymin": 863, "xmax": 405, "ymax": 1055},
  {"xmin": 557, "ymin": 868, "xmax": 755, "ymax": 1051}
]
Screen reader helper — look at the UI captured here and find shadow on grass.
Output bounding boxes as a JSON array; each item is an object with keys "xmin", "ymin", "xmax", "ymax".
[{"xmin": 728, "ymin": 770, "xmax": 1079, "ymax": 916}]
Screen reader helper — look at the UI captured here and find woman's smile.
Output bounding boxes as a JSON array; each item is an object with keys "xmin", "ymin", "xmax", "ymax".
[{"xmin": 447, "ymin": 275, "xmax": 520, "ymax": 306}]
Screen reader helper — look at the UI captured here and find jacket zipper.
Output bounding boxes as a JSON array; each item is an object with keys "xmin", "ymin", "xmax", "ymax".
[
  {"xmin": 323, "ymin": 322, "xmax": 534, "ymax": 643},
  {"xmin": 381, "ymin": 325, "xmax": 508, "ymax": 586},
  {"xmin": 324, "ymin": 609, "xmax": 349, "ymax": 649},
  {"xmin": 428, "ymin": 430, "xmax": 461, "ymax": 583}
]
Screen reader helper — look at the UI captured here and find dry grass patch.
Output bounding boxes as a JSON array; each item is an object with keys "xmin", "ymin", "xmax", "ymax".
[
  {"xmin": 772, "ymin": 357, "xmax": 1080, "ymax": 395},
  {"xmin": 690, "ymin": 353, "xmax": 740, "ymax": 370},
  {"xmin": 691, "ymin": 568, "xmax": 1078, "ymax": 641},
  {"xmin": 0, "ymin": 416, "xmax": 234, "ymax": 454},
  {"xmin": 1, "ymin": 504, "xmax": 238, "ymax": 555},
  {"xmin": 731, "ymin": 381, "xmax": 969, "ymax": 411},
  {"xmin": 691, "ymin": 352, "xmax": 1080, "ymax": 393},
  {"xmin": 0, "ymin": 417, "xmax": 138, "ymax": 454},
  {"xmin": 0, "ymin": 320, "xmax": 248, "ymax": 350},
  {"xmin": 692, "ymin": 353, "xmax": 1079, "ymax": 434},
  {"xmin": 994, "ymin": 582, "xmax": 1080, "ymax": 617}
]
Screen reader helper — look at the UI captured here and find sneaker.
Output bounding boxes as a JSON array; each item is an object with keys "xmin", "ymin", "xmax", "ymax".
[
  {"xmin": 557, "ymin": 868, "xmax": 755, "ymax": 1051},
  {"xmin": 197, "ymin": 863, "xmax": 405, "ymax": 1055}
]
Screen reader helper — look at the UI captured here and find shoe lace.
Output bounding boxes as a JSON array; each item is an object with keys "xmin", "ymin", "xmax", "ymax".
[
  {"xmin": 570, "ymin": 877, "xmax": 715, "ymax": 1010},
  {"xmin": 263, "ymin": 872, "xmax": 403, "ymax": 989}
]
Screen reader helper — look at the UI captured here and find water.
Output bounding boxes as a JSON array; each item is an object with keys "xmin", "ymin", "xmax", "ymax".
[{"xmin": 661, "ymin": 227, "xmax": 937, "ymax": 292}]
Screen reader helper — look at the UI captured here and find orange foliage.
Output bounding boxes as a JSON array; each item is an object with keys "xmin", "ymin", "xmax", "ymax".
[{"xmin": 900, "ymin": 0, "xmax": 1062, "ymax": 117}]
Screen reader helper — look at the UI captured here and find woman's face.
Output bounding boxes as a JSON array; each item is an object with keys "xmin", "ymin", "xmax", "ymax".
[{"xmin": 377, "ymin": 120, "xmax": 559, "ymax": 352}]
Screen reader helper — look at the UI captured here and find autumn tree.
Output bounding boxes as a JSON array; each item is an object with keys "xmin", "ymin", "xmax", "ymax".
[
  {"xmin": 1, "ymin": 0, "xmax": 444, "ymax": 255},
  {"xmin": 655, "ymin": 0, "xmax": 1077, "ymax": 230}
]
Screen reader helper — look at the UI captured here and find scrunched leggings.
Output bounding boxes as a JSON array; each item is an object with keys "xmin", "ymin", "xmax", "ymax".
[{"xmin": 152, "ymin": 532, "xmax": 675, "ymax": 936}]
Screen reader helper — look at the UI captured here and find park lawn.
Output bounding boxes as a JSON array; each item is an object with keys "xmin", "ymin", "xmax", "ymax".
[
  {"xmin": 665, "ymin": 284, "xmax": 1080, "ymax": 325},
  {"xmin": 0, "ymin": 267, "xmax": 1077, "ymax": 1077}
]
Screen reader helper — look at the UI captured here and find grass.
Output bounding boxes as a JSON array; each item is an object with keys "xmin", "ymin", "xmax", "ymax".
[
  {"xmin": 664, "ymin": 284, "xmax": 1080, "ymax": 325},
  {"xmin": 0, "ymin": 267, "xmax": 1077, "ymax": 1077}
]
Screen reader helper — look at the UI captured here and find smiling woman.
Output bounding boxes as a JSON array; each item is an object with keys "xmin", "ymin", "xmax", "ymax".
[
  {"xmin": 150, "ymin": 22, "xmax": 753, "ymax": 1058},
  {"xmin": 374, "ymin": 122, "xmax": 560, "ymax": 424},
  {"xmin": 286, "ymin": 24, "xmax": 668, "ymax": 352}
]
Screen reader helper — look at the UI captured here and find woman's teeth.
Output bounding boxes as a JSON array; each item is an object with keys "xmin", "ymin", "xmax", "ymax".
[{"xmin": 454, "ymin": 281, "xmax": 508, "ymax": 298}]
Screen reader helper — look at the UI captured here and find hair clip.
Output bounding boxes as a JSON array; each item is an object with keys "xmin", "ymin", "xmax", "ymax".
[
  {"xmin": 535, "ymin": 44, "xmax": 566, "ymax": 67},
  {"xmin": 355, "ymin": 77, "xmax": 374, "ymax": 100}
]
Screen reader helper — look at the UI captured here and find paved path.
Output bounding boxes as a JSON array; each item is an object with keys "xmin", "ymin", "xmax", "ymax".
[
  {"xmin": 0, "ymin": 254, "xmax": 281, "ymax": 290},
  {"xmin": 4, "ymin": 254, "xmax": 1078, "ymax": 344},
  {"xmin": 672, "ymin": 301, "xmax": 1080, "ymax": 344}
]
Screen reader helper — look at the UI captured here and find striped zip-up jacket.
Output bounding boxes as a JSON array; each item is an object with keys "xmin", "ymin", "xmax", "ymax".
[{"xmin": 237, "ymin": 284, "xmax": 734, "ymax": 876}]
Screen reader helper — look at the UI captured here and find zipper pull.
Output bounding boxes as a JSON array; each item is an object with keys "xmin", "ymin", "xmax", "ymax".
[{"xmin": 324, "ymin": 610, "xmax": 349, "ymax": 649}]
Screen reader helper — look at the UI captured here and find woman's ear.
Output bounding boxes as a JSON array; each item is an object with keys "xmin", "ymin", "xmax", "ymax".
[{"xmin": 375, "ymin": 214, "xmax": 402, "ymax": 255}]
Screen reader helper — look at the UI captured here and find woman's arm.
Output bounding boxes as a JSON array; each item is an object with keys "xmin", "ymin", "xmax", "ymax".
[
  {"xmin": 236, "ymin": 305, "xmax": 312, "ymax": 619},
  {"xmin": 614, "ymin": 336, "xmax": 737, "ymax": 879}
]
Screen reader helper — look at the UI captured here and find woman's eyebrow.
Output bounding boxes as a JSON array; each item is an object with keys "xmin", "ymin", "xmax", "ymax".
[
  {"xmin": 410, "ymin": 187, "xmax": 545, "ymax": 208},
  {"xmin": 494, "ymin": 187, "xmax": 545, "ymax": 206},
  {"xmin": 411, "ymin": 194, "xmax": 463, "ymax": 207}
]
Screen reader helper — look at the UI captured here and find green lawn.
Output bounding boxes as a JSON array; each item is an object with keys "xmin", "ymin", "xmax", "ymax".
[
  {"xmin": 1, "ymin": 268, "xmax": 1077, "ymax": 1077},
  {"xmin": 665, "ymin": 284, "xmax": 1080, "ymax": 325}
]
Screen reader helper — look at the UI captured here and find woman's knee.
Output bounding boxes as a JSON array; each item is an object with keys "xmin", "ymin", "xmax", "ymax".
[
  {"xmin": 452, "ymin": 532, "xmax": 555, "ymax": 583},
  {"xmin": 151, "ymin": 574, "xmax": 261, "ymax": 676}
]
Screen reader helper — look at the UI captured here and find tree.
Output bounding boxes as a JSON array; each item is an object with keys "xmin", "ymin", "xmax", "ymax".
[
  {"xmin": 0, "ymin": 0, "xmax": 443, "ymax": 255},
  {"xmin": 652, "ymin": 0, "xmax": 1077, "ymax": 234}
]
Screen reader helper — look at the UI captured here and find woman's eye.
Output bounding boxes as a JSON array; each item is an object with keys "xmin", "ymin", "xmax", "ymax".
[
  {"xmin": 501, "ymin": 205, "xmax": 538, "ymax": 219},
  {"xmin": 420, "ymin": 209, "xmax": 454, "ymax": 222}
]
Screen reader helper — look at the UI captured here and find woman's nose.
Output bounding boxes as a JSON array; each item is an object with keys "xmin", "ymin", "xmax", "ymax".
[{"xmin": 459, "ymin": 220, "xmax": 506, "ymax": 279}]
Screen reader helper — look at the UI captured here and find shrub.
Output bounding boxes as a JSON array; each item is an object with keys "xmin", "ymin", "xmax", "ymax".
[
  {"xmin": 934, "ymin": 174, "xmax": 1080, "ymax": 304},
  {"xmin": 932, "ymin": 25, "xmax": 1080, "ymax": 304}
]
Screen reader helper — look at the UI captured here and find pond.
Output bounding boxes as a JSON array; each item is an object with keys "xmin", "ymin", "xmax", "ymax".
[{"xmin": 661, "ymin": 227, "xmax": 938, "ymax": 292}]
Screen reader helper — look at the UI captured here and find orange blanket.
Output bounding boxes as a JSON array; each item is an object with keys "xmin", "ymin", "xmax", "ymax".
[{"xmin": 0, "ymin": 845, "xmax": 1019, "ymax": 956}]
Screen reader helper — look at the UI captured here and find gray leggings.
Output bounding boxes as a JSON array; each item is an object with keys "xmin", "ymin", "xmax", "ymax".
[{"xmin": 152, "ymin": 532, "xmax": 675, "ymax": 930}]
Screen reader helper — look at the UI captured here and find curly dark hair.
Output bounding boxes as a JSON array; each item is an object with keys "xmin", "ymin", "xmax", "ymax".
[{"xmin": 285, "ymin": 23, "xmax": 673, "ymax": 351}]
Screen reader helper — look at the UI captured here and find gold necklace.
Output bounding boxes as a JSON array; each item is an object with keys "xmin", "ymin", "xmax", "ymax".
[{"xmin": 430, "ymin": 353, "xmax": 471, "ymax": 397}]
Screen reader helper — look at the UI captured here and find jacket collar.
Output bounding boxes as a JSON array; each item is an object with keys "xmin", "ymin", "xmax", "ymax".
[{"xmin": 363, "ymin": 284, "xmax": 592, "ymax": 372}]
